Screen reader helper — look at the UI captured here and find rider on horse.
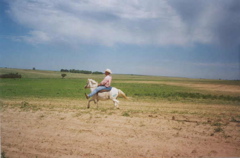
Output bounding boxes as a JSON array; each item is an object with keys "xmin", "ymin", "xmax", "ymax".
[{"xmin": 85, "ymin": 69, "xmax": 112, "ymax": 99}]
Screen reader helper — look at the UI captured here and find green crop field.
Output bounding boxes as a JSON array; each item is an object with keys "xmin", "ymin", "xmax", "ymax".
[{"xmin": 0, "ymin": 68, "xmax": 239, "ymax": 105}]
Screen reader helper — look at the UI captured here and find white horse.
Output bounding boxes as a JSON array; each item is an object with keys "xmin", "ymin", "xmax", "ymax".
[{"xmin": 84, "ymin": 79, "xmax": 128, "ymax": 108}]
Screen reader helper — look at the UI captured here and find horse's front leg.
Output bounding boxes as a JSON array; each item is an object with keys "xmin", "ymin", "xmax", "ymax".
[
  {"xmin": 93, "ymin": 99, "xmax": 99, "ymax": 109},
  {"xmin": 87, "ymin": 99, "xmax": 95, "ymax": 109},
  {"xmin": 92, "ymin": 95, "xmax": 99, "ymax": 109},
  {"xmin": 96, "ymin": 100, "xmax": 99, "ymax": 109}
]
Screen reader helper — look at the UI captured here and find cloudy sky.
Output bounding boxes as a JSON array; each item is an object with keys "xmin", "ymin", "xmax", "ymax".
[{"xmin": 0, "ymin": 0, "xmax": 240, "ymax": 79}]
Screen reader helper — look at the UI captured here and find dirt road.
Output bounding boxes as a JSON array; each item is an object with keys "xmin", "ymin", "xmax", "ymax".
[{"xmin": 1, "ymin": 99, "xmax": 240, "ymax": 157}]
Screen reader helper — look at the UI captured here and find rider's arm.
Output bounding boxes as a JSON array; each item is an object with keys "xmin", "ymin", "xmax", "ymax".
[
  {"xmin": 99, "ymin": 76, "xmax": 111, "ymax": 87},
  {"xmin": 99, "ymin": 77, "xmax": 108, "ymax": 86}
]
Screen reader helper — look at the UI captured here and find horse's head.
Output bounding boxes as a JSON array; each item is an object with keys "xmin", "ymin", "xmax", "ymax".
[{"xmin": 84, "ymin": 79, "xmax": 98, "ymax": 89}]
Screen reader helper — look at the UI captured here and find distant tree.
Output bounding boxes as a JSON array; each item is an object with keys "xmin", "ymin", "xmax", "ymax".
[
  {"xmin": 61, "ymin": 74, "xmax": 67, "ymax": 79},
  {"xmin": 33, "ymin": 67, "xmax": 36, "ymax": 70},
  {"xmin": 60, "ymin": 69, "xmax": 101, "ymax": 74},
  {"xmin": 92, "ymin": 71, "xmax": 103, "ymax": 74},
  {"xmin": 60, "ymin": 69, "xmax": 69, "ymax": 72}
]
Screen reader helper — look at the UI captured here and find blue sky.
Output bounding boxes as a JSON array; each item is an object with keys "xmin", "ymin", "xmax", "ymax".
[{"xmin": 0, "ymin": 0, "xmax": 239, "ymax": 80}]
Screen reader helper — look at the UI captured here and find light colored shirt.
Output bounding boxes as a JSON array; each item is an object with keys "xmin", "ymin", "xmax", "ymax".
[{"xmin": 100, "ymin": 75, "xmax": 112, "ymax": 87}]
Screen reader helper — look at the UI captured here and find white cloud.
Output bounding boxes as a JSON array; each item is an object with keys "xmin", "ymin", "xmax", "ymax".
[
  {"xmin": 6, "ymin": 0, "xmax": 240, "ymax": 47},
  {"xmin": 23, "ymin": 31, "xmax": 51, "ymax": 43}
]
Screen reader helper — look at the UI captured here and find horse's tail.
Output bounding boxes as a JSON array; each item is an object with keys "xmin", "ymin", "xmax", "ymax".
[{"xmin": 118, "ymin": 89, "xmax": 129, "ymax": 100}]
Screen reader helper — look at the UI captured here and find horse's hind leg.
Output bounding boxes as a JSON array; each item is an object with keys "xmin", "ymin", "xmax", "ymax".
[{"xmin": 112, "ymin": 99, "xmax": 120, "ymax": 109}]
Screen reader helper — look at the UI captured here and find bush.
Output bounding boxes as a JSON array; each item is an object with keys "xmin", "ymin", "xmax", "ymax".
[
  {"xmin": 61, "ymin": 74, "xmax": 67, "ymax": 79},
  {"xmin": 0, "ymin": 73, "xmax": 22, "ymax": 78},
  {"xmin": 1, "ymin": 151, "xmax": 8, "ymax": 158}
]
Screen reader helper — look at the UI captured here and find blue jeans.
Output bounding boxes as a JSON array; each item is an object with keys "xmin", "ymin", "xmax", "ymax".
[{"xmin": 88, "ymin": 86, "xmax": 112, "ymax": 97}]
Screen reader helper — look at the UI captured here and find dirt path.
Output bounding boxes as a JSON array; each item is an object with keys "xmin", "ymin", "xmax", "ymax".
[{"xmin": 1, "ymin": 99, "xmax": 240, "ymax": 158}]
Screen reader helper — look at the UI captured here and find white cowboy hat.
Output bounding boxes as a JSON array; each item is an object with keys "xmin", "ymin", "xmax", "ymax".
[{"xmin": 105, "ymin": 69, "xmax": 112, "ymax": 74}]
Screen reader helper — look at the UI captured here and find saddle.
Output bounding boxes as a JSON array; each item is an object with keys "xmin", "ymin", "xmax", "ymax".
[
  {"xmin": 98, "ymin": 89, "xmax": 111, "ymax": 93},
  {"xmin": 98, "ymin": 87, "xmax": 112, "ymax": 93}
]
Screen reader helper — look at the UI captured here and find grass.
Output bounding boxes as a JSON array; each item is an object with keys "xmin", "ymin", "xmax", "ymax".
[
  {"xmin": 116, "ymin": 82, "xmax": 240, "ymax": 103},
  {"xmin": 0, "ymin": 78, "xmax": 85, "ymax": 99},
  {"xmin": 122, "ymin": 111, "xmax": 130, "ymax": 117},
  {"xmin": 0, "ymin": 68, "xmax": 240, "ymax": 105}
]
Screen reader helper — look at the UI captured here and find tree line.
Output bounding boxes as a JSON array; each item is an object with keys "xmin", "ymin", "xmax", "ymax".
[
  {"xmin": 60, "ymin": 69, "xmax": 103, "ymax": 74},
  {"xmin": 0, "ymin": 73, "xmax": 22, "ymax": 78}
]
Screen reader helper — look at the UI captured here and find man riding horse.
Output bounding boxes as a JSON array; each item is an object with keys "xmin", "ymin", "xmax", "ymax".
[{"xmin": 85, "ymin": 69, "xmax": 112, "ymax": 99}]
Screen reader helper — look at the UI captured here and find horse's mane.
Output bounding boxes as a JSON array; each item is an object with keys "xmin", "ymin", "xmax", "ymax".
[{"xmin": 88, "ymin": 79, "xmax": 98, "ymax": 85}]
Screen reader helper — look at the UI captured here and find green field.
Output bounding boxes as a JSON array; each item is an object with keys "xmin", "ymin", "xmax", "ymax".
[{"xmin": 0, "ymin": 68, "xmax": 239, "ymax": 105}]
